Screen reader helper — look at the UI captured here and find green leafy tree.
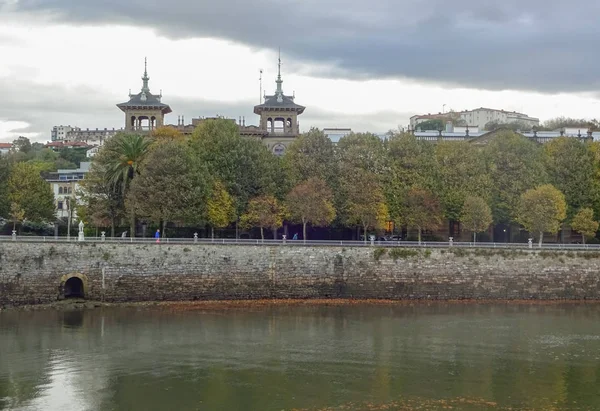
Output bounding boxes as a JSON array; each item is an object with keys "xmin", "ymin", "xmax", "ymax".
[
  {"xmin": 516, "ymin": 184, "xmax": 567, "ymax": 247},
  {"xmin": 12, "ymin": 136, "xmax": 32, "ymax": 153},
  {"xmin": 77, "ymin": 159, "xmax": 125, "ymax": 237},
  {"xmin": 416, "ymin": 119, "xmax": 444, "ymax": 131},
  {"xmin": 461, "ymin": 196, "xmax": 493, "ymax": 242},
  {"xmin": 286, "ymin": 177, "xmax": 336, "ymax": 242},
  {"xmin": 483, "ymin": 131, "xmax": 547, "ymax": 225},
  {"xmin": 8, "ymin": 162, "xmax": 55, "ymax": 224},
  {"xmin": 434, "ymin": 141, "xmax": 492, "ymax": 223},
  {"xmin": 336, "ymin": 132, "xmax": 387, "ymax": 176},
  {"xmin": 207, "ymin": 180, "xmax": 236, "ymax": 238},
  {"xmin": 484, "ymin": 120, "xmax": 533, "ymax": 132},
  {"xmin": 127, "ymin": 140, "xmax": 212, "ymax": 236},
  {"xmin": 283, "ymin": 128, "xmax": 337, "ymax": 187},
  {"xmin": 544, "ymin": 137, "xmax": 598, "ymax": 218},
  {"xmin": 403, "ymin": 187, "xmax": 442, "ymax": 244},
  {"xmin": 571, "ymin": 208, "xmax": 599, "ymax": 244},
  {"xmin": 191, "ymin": 119, "xmax": 280, "ymax": 231},
  {"xmin": 0, "ymin": 156, "xmax": 11, "ymax": 218},
  {"xmin": 385, "ymin": 132, "xmax": 437, "ymax": 227},
  {"xmin": 342, "ymin": 170, "xmax": 388, "ymax": 242},
  {"xmin": 240, "ymin": 195, "xmax": 286, "ymax": 240},
  {"xmin": 102, "ymin": 133, "xmax": 153, "ymax": 236}
]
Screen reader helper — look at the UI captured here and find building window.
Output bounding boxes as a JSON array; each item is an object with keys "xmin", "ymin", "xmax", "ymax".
[
  {"xmin": 58, "ymin": 187, "xmax": 63, "ymax": 194},
  {"xmin": 58, "ymin": 201, "xmax": 63, "ymax": 210}
]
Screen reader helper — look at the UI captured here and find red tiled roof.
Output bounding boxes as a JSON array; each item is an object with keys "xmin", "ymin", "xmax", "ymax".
[{"xmin": 0, "ymin": 143, "xmax": 13, "ymax": 148}]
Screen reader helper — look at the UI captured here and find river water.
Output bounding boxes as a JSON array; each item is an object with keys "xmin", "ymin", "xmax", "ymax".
[{"xmin": 1, "ymin": 303, "xmax": 600, "ymax": 411}]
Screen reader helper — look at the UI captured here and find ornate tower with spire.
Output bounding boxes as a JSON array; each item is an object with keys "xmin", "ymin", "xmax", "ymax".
[
  {"xmin": 117, "ymin": 58, "xmax": 172, "ymax": 132},
  {"xmin": 253, "ymin": 52, "xmax": 305, "ymax": 155}
]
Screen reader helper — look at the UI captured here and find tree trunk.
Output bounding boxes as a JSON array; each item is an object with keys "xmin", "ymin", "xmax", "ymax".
[
  {"xmin": 162, "ymin": 220, "xmax": 167, "ymax": 238},
  {"xmin": 129, "ymin": 212, "xmax": 135, "ymax": 238},
  {"xmin": 235, "ymin": 219, "xmax": 239, "ymax": 239},
  {"xmin": 538, "ymin": 231, "xmax": 543, "ymax": 248},
  {"xmin": 363, "ymin": 225, "xmax": 368, "ymax": 244},
  {"xmin": 211, "ymin": 226, "xmax": 214, "ymax": 239},
  {"xmin": 111, "ymin": 217, "xmax": 115, "ymax": 238},
  {"xmin": 473, "ymin": 232, "xmax": 476, "ymax": 243},
  {"xmin": 418, "ymin": 227, "xmax": 422, "ymax": 245},
  {"xmin": 12, "ymin": 220, "xmax": 15, "ymax": 231},
  {"xmin": 303, "ymin": 220, "xmax": 307, "ymax": 244},
  {"xmin": 260, "ymin": 226, "xmax": 264, "ymax": 241},
  {"xmin": 582, "ymin": 234, "xmax": 586, "ymax": 245}
]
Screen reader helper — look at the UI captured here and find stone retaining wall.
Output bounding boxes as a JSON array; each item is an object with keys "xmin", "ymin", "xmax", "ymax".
[{"xmin": 1, "ymin": 243, "xmax": 599, "ymax": 306}]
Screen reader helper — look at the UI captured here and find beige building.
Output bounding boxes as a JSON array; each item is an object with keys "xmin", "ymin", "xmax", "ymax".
[
  {"xmin": 250, "ymin": 56, "xmax": 305, "ymax": 155},
  {"xmin": 460, "ymin": 108, "xmax": 539, "ymax": 129}
]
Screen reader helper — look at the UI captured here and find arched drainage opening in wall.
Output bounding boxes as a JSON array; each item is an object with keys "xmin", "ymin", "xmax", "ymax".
[{"xmin": 64, "ymin": 277, "xmax": 85, "ymax": 299}]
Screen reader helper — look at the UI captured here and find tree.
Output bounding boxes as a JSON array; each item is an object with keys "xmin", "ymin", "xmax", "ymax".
[
  {"xmin": 127, "ymin": 140, "xmax": 212, "ymax": 236},
  {"xmin": 191, "ymin": 119, "xmax": 280, "ymax": 229},
  {"xmin": 541, "ymin": 117, "xmax": 590, "ymax": 130},
  {"xmin": 207, "ymin": 180, "xmax": 236, "ymax": 238},
  {"xmin": 286, "ymin": 178, "xmax": 336, "ymax": 242},
  {"xmin": 403, "ymin": 187, "xmax": 442, "ymax": 244},
  {"xmin": 461, "ymin": 196, "xmax": 493, "ymax": 242},
  {"xmin": 343, "ymin": 170, "xmax": 388, "ymax": 242},
  {"xmin": 434, "ymin": 141, "xmax": 492, "ymax": 223},
  {"xmin": 571, "ymin": 208, "xmax": 599, "ymax": 244},
  {"xmin": 9, "ymin": 202, "xmax": 25, "ymax": 231},
  {"xmin": 283, "ymin": 128, "xmax": 337, "ymax": 187},
  {"xmin": 516, "ymin": 184, "xmax": 567, "ymax": 247},
  {"xmin": 483, "ymin": 131, "xmax": 547, "ymax": 225},
  {"xmin": 416, "ymin": 119, "xmax": 444, "ymax": 131},
  {"xmin": 12, "ymin": 136, "xmax": 32, "ymax": 153},
  {"xmin": 151, "ymin": 126, "xmax": 184, "ymax": 141},
  {"xmin": 385, "ymin": 132, "xmax": 437, "ymax": 227},
  {"xmin": 102, "ymin": 133, "xmax": 153, "ymax": 236},
  {"xmin": 240, "ymin": 195, "xmax": 286, "ymax": 240},
  {"xmin": 0, "ymin": 156, "xmax": 11, "ymax": 218},
  {"xmin": 8, "ymin": 162, "xmax": 55, "ymax": 224},
  {"xmin": 77, "ymin": 160, "xmax": 124, "ymax": 237},
  {"xmin": 543, "ymin": 137, "xmax": 598, "ymax": 219},
  {"xmin": 336, "ymin": 132, "xmax": 387, "ymax": 176}
]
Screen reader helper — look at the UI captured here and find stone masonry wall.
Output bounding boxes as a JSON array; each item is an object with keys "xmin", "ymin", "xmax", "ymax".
[{"xmin": 1, "ymin": 243, "xmax": 600, "ymax": 306}]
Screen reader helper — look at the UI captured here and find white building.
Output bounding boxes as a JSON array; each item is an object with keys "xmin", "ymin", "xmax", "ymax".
[
  {"xmin": 44, "ymin": 162, "xmax": 91, "ymax": 220},
  {"xmin": 51, "ymin": 125, "xmax": 122, "ymax": 144},
  {"xmin": 410, "ymin": 108, "xmax": 539, "ymax": 130},
  {"xmin": 460, "ymin": 108, "xmax": 539, "ymax": 129}
]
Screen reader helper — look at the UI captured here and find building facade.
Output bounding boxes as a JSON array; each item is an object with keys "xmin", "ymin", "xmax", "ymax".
[
  {"xmin": 44, "ymin": 162, "xmax": 91, "ymax": 220},
  {"xmin": 460, "ymin": 108, "xmax": 539, "ymax": 129},
  {"xmin": 117, "ymin": 59, "xmax": 172, "ymax": 132},
  {"xmin": 251, "ymin": 56, "xmax": 305, "ymax": 155},
  {"xmin": 0, "ymin": 142, "xmax": 13, "ymax": 155}
]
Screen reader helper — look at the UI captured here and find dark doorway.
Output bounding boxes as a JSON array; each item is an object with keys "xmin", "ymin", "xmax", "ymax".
[{"xmin": 64, "ymin": 277, "xmax": 85, "ymax": 299}]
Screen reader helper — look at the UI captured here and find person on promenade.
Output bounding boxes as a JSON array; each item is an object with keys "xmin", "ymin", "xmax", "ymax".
[
  {"xmin": 292, "ymin": 233, "xmax": 298, "ymax": 240},
  {"xmin": 155, "ymin": 229, "xmax": 160, "ymax": 243}
]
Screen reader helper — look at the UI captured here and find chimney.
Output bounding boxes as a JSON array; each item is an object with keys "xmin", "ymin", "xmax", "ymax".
[
  {"xmin": 243, "ymin": 117, "xmax": 246, "ymax": 126},
  {"xmin": 182, "ymin": 115, "xmax": 184, "ymax": 125}
]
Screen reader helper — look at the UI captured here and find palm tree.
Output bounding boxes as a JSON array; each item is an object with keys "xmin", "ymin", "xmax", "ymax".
[{"xmin": 103, "ymin": 133, "xmax": 153, "ymax": 237}]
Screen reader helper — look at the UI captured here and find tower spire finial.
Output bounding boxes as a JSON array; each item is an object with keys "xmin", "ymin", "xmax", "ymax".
[
  {"xmin": 275, "ymin": 48, "xmax": 283, "ymax": 96},
  {"xmin": 141, "ymin": 57, "xmax": 150, "ymax": 93}
]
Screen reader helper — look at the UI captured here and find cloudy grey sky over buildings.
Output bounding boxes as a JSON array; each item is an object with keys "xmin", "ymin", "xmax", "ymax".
[{"xmin": 2, "ymin": 0, "xmax": 600, "ymax": 141}]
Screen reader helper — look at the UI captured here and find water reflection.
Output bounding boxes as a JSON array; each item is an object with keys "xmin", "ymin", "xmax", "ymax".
[{"xmin": 0, "ymin": 304, "xmax": 600, "ymax": 410}]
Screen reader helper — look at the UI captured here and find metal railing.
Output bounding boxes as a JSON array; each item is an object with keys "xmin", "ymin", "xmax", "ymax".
[{"xmin": 1, "ymin": 235, "xmax": 599, "ymax": 250}]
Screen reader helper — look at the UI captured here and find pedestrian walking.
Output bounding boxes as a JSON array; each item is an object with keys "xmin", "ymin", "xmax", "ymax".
[
  {"xmin": 155, "ymin": 229, "xmax": 160, "ymax": 243},
  {"xmin": 292, "ymin": 233, "xmax": 298, "ymax": 240}
]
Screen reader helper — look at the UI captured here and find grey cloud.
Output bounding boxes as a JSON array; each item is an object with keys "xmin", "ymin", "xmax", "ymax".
[{"xmin": 9, "ymin": 0, "xmax": 600, "ymax": 93}]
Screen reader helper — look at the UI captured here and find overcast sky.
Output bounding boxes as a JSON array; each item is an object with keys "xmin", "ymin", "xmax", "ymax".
[{"xmin": 2, "ymin": 0, "xmax": 600, "ymax": 142}]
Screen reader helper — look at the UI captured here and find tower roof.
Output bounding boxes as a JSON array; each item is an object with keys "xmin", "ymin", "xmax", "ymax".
[
  {"xmin": 254, "ymin": 52, "xmax": 305, "ymax": 115},
  {"xmin": 117, "ymin": 58, "xmax": 172, "ymax": 114}
]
